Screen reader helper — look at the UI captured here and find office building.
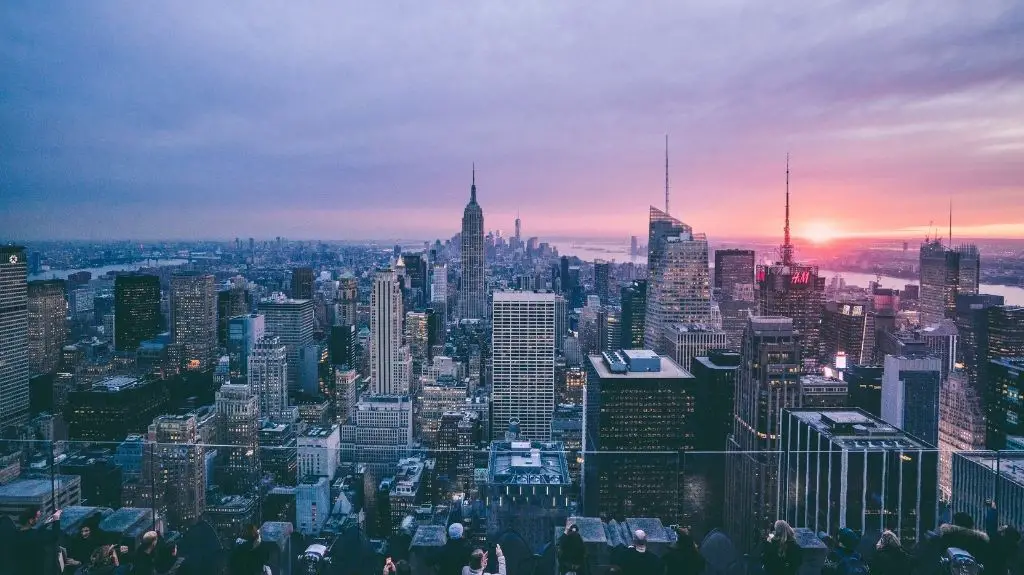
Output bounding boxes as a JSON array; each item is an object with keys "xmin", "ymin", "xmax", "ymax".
[
  {"xmin": 756, "ymin": 262, "xmax": 824, "ymax": 367},
  {"xmin": 661, "ymin": 323, "xmax": 728, "ymax": 372},
  {"xmin": 780, "ymin": 409, "xmax": 938, "ymax": 545},
  {"xmin": 419, "ymin": 375, "xmax": 467, "ymax": 446},
  {"xmin": 492, "ymin": 291, "xmax": 557, "ymax": 440},
  {"xmin": 644, "ymin": 207, "xmax": 712, "ymax": 350},
  {"xmin": 27, "ymin": 279, "xmax": 67, "ymax": 375},
  {"xmin": 298, "ymin": 425, "xmax": 341, "ymax": 480},
  {"xmin": 296, "ymin": 475, "xmax": 331, "ymax": 536},
  {"xmin": 555, "ymin": 294, "xmax": 568, "ymax": 353},
  {"xmin": 248, "ymin": 335, "xmax": 289, "ymax": 420},
  {"xmin": 921, "ymin": 319, "xmax": 960, "ymax": 379},
  {"xmin": 551, "ymin": 403, "xmax": 583, "ymax": 485},
  {"xmin": 205, "ymin": 495, "xmax": 260, "ymax": 547},
  {"xmin": 460, "ymin": 168, "xmax": 486, "ymax": 320},
  {"xmin": 260, "ymin": 421, "xmax": 298, "ymax": 485},
  {"xmin": 714, "ymin": 249, "xmax": 755, "ymax": 300},
  {"xmin": 938, "ymin": 371, "xmax": 986, "ymax": 500},
  {"xmin": 0, "ymin": 245, "xmax": 29, "ymax": 430},
  {"xmin": 690, "ymin": 351, "xmax": 741, "ymax": 451},
  {"xmin": 486, "ymin": 434, "xmax": 572, "ymax": 552},
  {"xmin": 402, "ymin": 252, "xmax": 428, "ymax": 309},
  {"xmin": 258, "ymin": 295, "xmax": 315, "ymax": 394},
  {"xmin": 988, "ymin": 358, "xmax": 1024, "ymax": 449},
  {"xmin": 718, "ymin": 299, "xmax": 755, "ymax": 353},
  {"xmin": 919, "ymin": 240, "xmax": 980, "ymax": 326},
  {"xmin": 150, "ymin": 414, "xmax": 206, "ymax": 528},
  {"xmin": 952, "ymin": 451, "xmax": 1024, "ymax": 532},
  {"xmin": 170, "ymin": 272, "xmax": 218, "ymax": 371},
  {"xmin": 798, "ymin": 375, "xmax": 848, "ymax": 408},
  {"xmin": 215, "ymin": 383, "xmax": 261, "ymax": 494},
  {"xmin": 725, "ymin": 317, "xmax": 802, "ymax": 552},
  {"xmin": 329, "ymin": 324, "xmax": 356, "ymax": 369},
  {"xmin": 384, "ymin": 456, "xmax": 433, "ymax": 533},
  {"xmin": 405, "ymin": 310, "xmax": 432, "ymax": 379},
  {"xmin": 228, "ymin": 313, "xmax": 265, "ymax": 379},
  {"xmin": 436, "ymin": 410, "xmax": 482, "ymax": 493},
  {"xmin": 291, "ymin": 266, "xmax": 315, "ymax": 300},
  {"xmin": 0, "ymin": 476, "xmax": 81, "ymax": 519},
  {"xmin": 355, "ymin": 395, "xmax": 413, "ymax": 470},
  {"xmin": 847, "ymin": 364, "xmax": 885, "ymax": 417},
  {"xmin": 954, "ymin": 293, "xmax": 1004, "ymax": 395},
  {"xmin": 66, "ymin": 376, "xmax": 168, "ymax": 442},
  {"xmin": 114, "ymin": 274, "xmax": 161, "ymax": 353},
  {"xmin": 430, "ymin": 263, "xmax": 448, "ymax": 324},
  {"xmin": 584, "ymin": 350, "xmax": 694, "ymax": 524},
  {"xmin": 594, "ymin": 260, "xmax": 610, "ymax": 304},
  {"xmin": 216, "ymin": 284, "xmax": 249, "ymax": 348},
  {"xmin": 821, "ymin": 301, "xmax": 873, "ymax": 367},
  {"xmin": 331, "ymin": 368, "xmax": 358, "ymax": 425},
  {"xmin": 882, "ymin": 355, "xmax": 942, "ymax": 446},
  {"xmin": 337, "ymin": 275, "xmax": 358, "ymax": 327},
  {"xmin": 371, "ymin": 269, "xmax": 406, "ymax": 395}
]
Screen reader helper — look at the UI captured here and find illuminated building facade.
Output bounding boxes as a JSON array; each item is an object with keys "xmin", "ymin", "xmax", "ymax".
[
  {"xmin": 27, "ymin": 279, "xmax": 67, "ymax": 375},
  {"xmin": 919, "ymin": 240, "xmax": 980, "ymax": 327},
  {"xmin": 170, "ymin": 272, "xmax": 218, "ymax": 371}
]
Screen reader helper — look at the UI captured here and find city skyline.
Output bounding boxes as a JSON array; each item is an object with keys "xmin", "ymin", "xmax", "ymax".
[{"xmin": 3, "ymin": 3, "xmax": 1024, "ymax": 241}]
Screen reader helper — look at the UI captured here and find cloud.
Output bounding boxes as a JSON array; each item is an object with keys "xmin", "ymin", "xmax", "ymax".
[{"xmin": 1, "ymin": 0, "xmax": 1023, "ymax": 240}]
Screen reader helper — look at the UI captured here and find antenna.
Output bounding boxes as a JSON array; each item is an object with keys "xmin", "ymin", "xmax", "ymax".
[
  {"xmin": 782, "ymin": 153, "xmax": 793, "ymax": 265},
  {"xmin": 664, "ymin": 134, "xmax": 670, "ymax": 215},
  {"xmin": 948, "ymin": 199, "xmax": 953, "ymax": 246}
]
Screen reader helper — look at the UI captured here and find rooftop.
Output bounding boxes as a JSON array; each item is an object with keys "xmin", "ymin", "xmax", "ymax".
[
  {"xmin": 493, "ymin": 290, "xmax": 558, "ymax": 302},
  {"xmin": 0, "ymin": 475, "xmax": 80, "ymax": 498},
  {"xmin": 589, "ymin": 351, "xmax": 692, "ymax": 379},
  {"xmin": 488, "ymin": 440, "xmax": 570, "ymax": 486},
  {"xmin": 90, "ymin": 376, "xmax": 145, "ymax": 392},
  {"xmin": 302, "ymin": 425, "xmax": 339, "ymax": 438},
  {"xmin": 787, "ymin": 408, "xmax": 932, "ymax": 450}
]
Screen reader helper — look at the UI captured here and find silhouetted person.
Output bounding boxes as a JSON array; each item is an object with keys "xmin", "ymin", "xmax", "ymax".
[
  {"xmin": 761, "ymin": 520, "xmax": 801, "ymax": 575},
  {"xmin": 128, "ymin": 531, "xmax": 160, "ymax": 575},
  {"xmin": 85, "ymin": 544, "xmax": 126, "ymax": 575},
  {"xmin": 68, "ymin": 523, "xmax": 100, "ymax": 569},
  {"xmin": 664, "ymin": 527, "xmax": 705, "ymax": 575},
  {"xmin": 620, "ymin": 530, "xmax": 664, "ymax": 575},
  {"xmin": 990, "ymin": 526, "xmax": 1022, "ymax": 575},
  {"xmin": 383, "ymin": 557, "xmax": 412, "ymax": 575},
  {"xmin": 463, "ymin": 545, "xmax": 505, "ymax": 575},
  {"xmin": 154, "ymin": 541, "xmax": 188, "ymax": 575},
  {"xmin": 10, "ymin": 505, "xmax": 62, "ymax": 575},
  {"xmin": 434, "ymin": 523, "xmax": 472, "ymax": 575},
  {"xmin": 824, "ymin": 528, "xmax": 868, "ymax": 575},
  {"xmin": 871, "ymin": 531, "xmax": 911, "ymax": 575},
  {"xmin": 558, "ymin": 523, "xmax": 587, "ymax": 575},
  {"xmin": 228, "ymin": 524, "xmax": 270, "ymax": 575}
]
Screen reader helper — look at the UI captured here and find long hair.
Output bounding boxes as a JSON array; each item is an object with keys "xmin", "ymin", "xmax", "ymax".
[
  {"xmin": 768, "ymin": 520, "xmax": 795, "ymax": 556},
  {"xmin": 877, "ymin": 530, "xmax": 901, "ymax": 550},
  {"xmin": 90, "ymin": 545, "xmax": 117, "ymax": 567}
]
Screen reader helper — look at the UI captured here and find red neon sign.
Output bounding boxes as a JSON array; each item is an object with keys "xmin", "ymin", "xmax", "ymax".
[
  {"xmin": 790, "ymin": 271, "xmax": 811, "ymax": 285},
  {"xmin": 756, "ymin": 269, "xmax": 766, "ymax": 282}
]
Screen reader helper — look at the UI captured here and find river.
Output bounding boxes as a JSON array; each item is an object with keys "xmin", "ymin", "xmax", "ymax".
[{"xmin": 28, "ymin": 259, "xmax": 190, "ymax": 281}]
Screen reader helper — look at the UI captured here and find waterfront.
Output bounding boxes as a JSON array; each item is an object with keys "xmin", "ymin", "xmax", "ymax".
[{"xmin": 28, "ymin": 258, "xmax": 189, "ymax": 281}]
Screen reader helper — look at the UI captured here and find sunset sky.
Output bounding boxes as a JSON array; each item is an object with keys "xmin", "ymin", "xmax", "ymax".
[{"xmin": 2, "ymin": 2, "xmax": 1023, "ymax": 241}]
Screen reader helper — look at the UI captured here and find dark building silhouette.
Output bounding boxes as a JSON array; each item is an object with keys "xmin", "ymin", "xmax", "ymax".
[
  {"xmin": 690, "ymin": 351, "xmax": 741, "ymax": 451},
  {"xmin": 329, "ymin": 324, "xmax": 357, "ymax": 369},
  {"xmin": 291, "ymin": 267, "xmax": 315, "ymax": 300},
  {"xmin": 714, "ymin": 249, "xmax": 754, "ymax": 298},
  {"xmin": 954, "ymin": 293, "xmax": 1004, "ymax": 396},
  {"xmin": 847, "ymin": 364, "xmax": 884, "ymax": 417},
  {"xmin": 67, "ymin": 376, "xmax": 169, "ymax": 442},
  {"xmin": 114, "ymin": 274, "xmax": 161, "ymax": 353},
  {"xmin": 820, "ymin": 301, "xmax": 873, "ymax": 367},
  {"xmin": 988, "ymin": 357, "xmax": 1024, "ymax": 449},
  {"xmin": 594, "ymin": 260, "xmax": 610, "ymax": 304},
  {"xmin": 27, "ymin": 279, "xmax": 67, "ymax": 375},
  {"xmin": 403, "ymin": 252, "xmax": 428, "ymax": 309},
  {"xmin": 619, "ymin": 280, "xmax": 647, "ymax": 349},
  {"xmin": 216, "ymin": 285, "xmax": 249, "ymax": 347},
  {"xmin": 985, "ymin": 306, "xmax": 1024, "ymax": 448},
  {"xmin": 584, "ymin": 350, "xmax": 692, "ymax": 525}
]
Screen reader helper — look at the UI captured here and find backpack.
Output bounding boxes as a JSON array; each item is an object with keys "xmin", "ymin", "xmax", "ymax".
[{"xmin": 942, "ymin": 547, "xmax": 982, "ymax": 575}]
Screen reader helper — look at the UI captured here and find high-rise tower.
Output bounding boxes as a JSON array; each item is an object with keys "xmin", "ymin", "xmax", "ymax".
[
  {"xmin": 644, "ymin": 207, "xmax": 712, "ymax": 353},
  {"xmin": 0, "ymin": 246, "xmax": 29, "ymax": 430},
  {"xmin": 460, "ymin": 166, "xmax": 486, "ymax": 321},
  {"xmin": 114, "ymin": 274, "xmax": 161, "ymax": 353},
  {"xmin": 370, "ymin": 269, "xmax": 407, "ymax": 395},
  {"xmin": 258, "ymin": 295, "xmax": 315, "ymax": 394},
  {"xmin": 171, "ymin": 272, "xmax": 218, "ymax": 372},
  {"xmin": 27, "ymin": 279, "xmax": 68, "ymax": 375},
  {"xmin": 756, "ymin": 158, "xmax": 825, "ymax": 366},
  {"xmin": 920, "ymin": 240, "xmax": 980, "ymax": 327}
]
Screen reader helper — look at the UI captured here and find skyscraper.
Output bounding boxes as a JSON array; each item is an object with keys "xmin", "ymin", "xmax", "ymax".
[
  {"xmin": 780, "ymin": 409, "xmax": 938, "ymax": 545},
  {"xmin": 725, "ymin": 317, "xmax": 802, "ymax": 553},
  {"xmin": 27, "ymin": 279, "xmax": 67, "ymax": 375},
  {"xmin": 919, "ymin": 240, "xmax": 980, "ymax": 326},
  {"xmin": 584, "ymin": 350, "xmax": 694, "ymax": 525},
  {"xmin": 619, "ymin": 280, "xmax": 647, "ymax": 349},
  {"xmin": 460, "ymin": 167, "xmax": 486, "ymax": 321},
  {"xmin": 644, "ymin": 207, "xmax": 712, "ymax": 352},
  {"xmin": 987, "ymin": 357, "xmax": 1024, "ymax": 450},
  {"xmin": 150, "ymin": 414, "xmax": 205, "ymax": 528},
  {"xmin": 954, "ymin": 293, "xmax": 1004, "ymax": 396},
  {"xmin": 405, "ymin": 310, "xmax": 431, "ymax": 380},
  {"xmin": 492, "ymin": 291, "xmax": 556, "ymax": 440},
  {"xmin": 228, "ymin": 313, "xmax": 265, "ymax": 380},
  {"xmin": 337, "ymin": 274, "xmax": 358, "ymax": 327},
  {"xmin": 756, "ymin": 159, "xmax": 826, "ymax": 366},
  {"xmin": 0, "ymin": 246, "xmax": 29, "ymax": 430},
  {"xmin": 882, "ymin": 355, "xmax": 942, "ymax": 446},
  {"xmin": 215, "ymin": 383, "xmax": 261, "ymax": 494},
  {"xmin": 216, "ymin": 284, "xmax": 249, "ymax": 348},
  {"xmin": 249, "ymin": 335, "xmax": 289, "ymax": 420},
  {"xmin": 714, "ymin": 249, "xmax": 755, "ymax": 300},
  {"xmin": 170, "ymin": 272, "xmax": 218, "ymax": 371},
  {"xmin": 403, "ymin": 252, "xmax": 428, "ymax": 309},
  {"xmin": 114, "ymin": 274, "xmax": 161, "ymax": 353},
  {"xmin": 291, "ymin": 266, "xmax": 315, "ymax": 300},
  {"xmin": 258, "ymin": 295, "xmax": 315, "ymax": 394},
  {"xmin": 594, "ymin": 260, "xmax": 610, "ymax": 304},
  {"xmin": 820, "ymin": 301, "xmax": 873, "ymax": 367},
  {"xmin": 371, "ymin": 269, "xmax": 406, "ymax": 395},
  {"xmin": 938, "ymin": 371, "xmax": 986, "ymax": 500}
]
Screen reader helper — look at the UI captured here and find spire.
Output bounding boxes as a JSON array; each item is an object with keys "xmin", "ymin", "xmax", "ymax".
[
  {"xmin": 664, "ymin": 134, "xmax": 670, "ymax": 215},
  {"xmin": 470, "ymin": 163, "xmax": 477, "ymax": 203},
  {"xmin": 782, "ymin": 153, "xmax": 794, "ymax": 265}
]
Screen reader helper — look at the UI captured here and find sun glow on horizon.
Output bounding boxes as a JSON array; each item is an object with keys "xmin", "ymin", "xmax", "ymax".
[{"xmin": 800, "ymin": 221, "xmax": 845, "ymax": 244}]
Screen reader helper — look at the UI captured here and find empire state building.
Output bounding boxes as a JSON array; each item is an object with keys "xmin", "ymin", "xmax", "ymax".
[
  {"xmin": 460, "ymin": 165, "xmax": 487, "ymax": 319},
  {"xmin": 460, "ymin": 166, "xmax": 486, "ymax": 320}
]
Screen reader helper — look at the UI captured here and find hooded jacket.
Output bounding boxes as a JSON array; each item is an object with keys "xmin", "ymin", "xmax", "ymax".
[
  {"xmin": 462, "ymin": 554, "xmax": 505, "ymax": 575},
  {"xmin": 920, "ymin": 524, "xmax": 992, "ymax": 575}
]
